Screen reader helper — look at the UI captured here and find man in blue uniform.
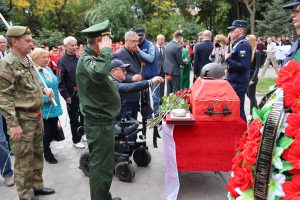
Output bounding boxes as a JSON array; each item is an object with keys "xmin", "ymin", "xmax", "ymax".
[
  {"xmin": 283, "ymin": 0, "xmax": 300, "ymax": 64},
  {"xmin": 225, "ymin": 20, "xmax": 252, "ymax": 122}
]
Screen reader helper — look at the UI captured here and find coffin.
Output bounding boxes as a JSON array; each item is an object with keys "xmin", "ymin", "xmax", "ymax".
[{"xmin": 190, "ymin": 78, "xmax": 240, "ymax": 121}]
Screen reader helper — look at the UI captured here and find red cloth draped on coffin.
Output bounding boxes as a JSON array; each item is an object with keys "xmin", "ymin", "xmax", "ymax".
[{"xmin": 173, "ymin": 118, "xmax": 246, "ymax": 172}]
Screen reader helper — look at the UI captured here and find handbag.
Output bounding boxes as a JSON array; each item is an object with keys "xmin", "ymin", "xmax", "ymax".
[{"xmin": 53, "ymin": 120, "xmax": 65, "ymax": 141}]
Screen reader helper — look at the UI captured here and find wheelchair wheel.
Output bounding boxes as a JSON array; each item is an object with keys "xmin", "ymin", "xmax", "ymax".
[
  {"xmin": 133, "ymin": 148, "xmax": 151, "ymax": 167},
  {"xmin": 79, "ymin": 152, "xmax": 90, "ymax": 177},
  {"xmin": 115, "ymin": 162, "xmax": 135, "ymax": 182}
]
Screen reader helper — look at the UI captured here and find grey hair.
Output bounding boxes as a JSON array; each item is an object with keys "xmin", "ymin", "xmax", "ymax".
[
  {"xmin": 0, "ymin": 35, "xmax": 7, "ymax": 41},
  {"xmin": 124, "ymin": 31, "xmax": 137, "ymax": 41},
  {"xmin": 203, "ymin": 30, "xmax": 212, "ymax": 38},
  {"xmin": 156, "ymin": 34, "xmax": 165, "ymax": 40},
  {"xmin": 63, "ymin": 36, "xmax": 77, "ymax": 45}
]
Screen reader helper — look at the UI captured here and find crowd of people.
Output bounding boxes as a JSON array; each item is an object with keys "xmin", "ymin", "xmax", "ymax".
[{"xmin": 0, "ymin": 8, "xmax": 295, "ymax": 200}]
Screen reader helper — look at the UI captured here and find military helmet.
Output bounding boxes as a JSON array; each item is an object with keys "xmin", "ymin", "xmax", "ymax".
[{"xmin": 200, "ymin": 63, "xmax": 227, "ymax": 79}]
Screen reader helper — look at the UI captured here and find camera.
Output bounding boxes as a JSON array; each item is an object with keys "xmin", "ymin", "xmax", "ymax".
[{"xmin": 215, "ymin": 42, "xmax": 221, "ymax": 48}]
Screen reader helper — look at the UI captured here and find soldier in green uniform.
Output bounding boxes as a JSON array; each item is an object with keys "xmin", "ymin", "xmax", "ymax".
[
  {"xmin": 0, "ymin": 26, "xmax": 55, "ymax": 200},
  {"xmin": 76, "ymin": 20, "xmax": 121, "ymax": 200}
]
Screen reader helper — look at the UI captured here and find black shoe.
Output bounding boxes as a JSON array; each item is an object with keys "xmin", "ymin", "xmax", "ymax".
[
  {"xmin": 34, "ymin": 187, "xmax": 55, "ymax": 195},
  {"xmin": 112, "ymin": 198, "xmax": 122, "ymax": 200},
  {"xmin": 45, "ymin": 155, "xmax": 58, "ymax": 164},
  {"xmin": 20, "ymin": 195, "xmax": 39, "ymax": 200}
]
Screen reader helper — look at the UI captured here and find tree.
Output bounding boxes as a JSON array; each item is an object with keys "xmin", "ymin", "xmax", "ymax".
[
  {"xmin": 175, "ymin": 0, "xmax": 231, "ymax": 34},
  {"xmin": 256, "ymin": 0, "xmax": 292, "ymax": 37},
  {"xmin": 240, "ymin": 0, "xmax": 256, "ymax": 33}
]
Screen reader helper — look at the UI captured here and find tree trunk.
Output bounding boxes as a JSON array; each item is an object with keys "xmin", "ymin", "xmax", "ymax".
[
  {"xmin": 242, "ymin": 0, "xmax": 256, "ymax": 34},
  {"xmin": 236, "ymin": 0, "xmax": 240, "ymax": 19}
]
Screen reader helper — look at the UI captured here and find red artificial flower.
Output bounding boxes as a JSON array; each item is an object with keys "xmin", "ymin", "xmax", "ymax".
[
  {"xmin": 140, "ymin": 62, "xmax": 145, "ymax": 67},
  {"xmin": 166, "ymin": 75, "xmax": 172, "ymax": 81},
  {"xmin": 37, "ymin": 111, "xmax": 42, "ymax": 119},
  {"xmin": 276, "ymin": 59, "xmax": 300, "ymax": 87},
  {"xmin": 285, "ymin": 113, "xmax": 300, "ymax": 139},
  {"xmin": 73, "ymin": 86, "xmax": 78, "ymax": 91},
  {"xmin": 246, "ymin": 119, "xmax": 262, "ymax": 143},
  {"xmin": 237, "ymin": 135, "xmax": 247, "ymax": 152},
  {"xmin": 226, "ymin": 181, "xmax": 240, "ymax": 199},
  {"xmin": 284, "ymin": 80, "xmax": 300, "ymax": 114},
  {"xmin": 241, "ymin": 141, "xmax": 259, "ymax": 166},
  {"xmin": 282, "ymin": 174, "xmax": 300, "ymax": 200},
  {"xmin": 231, "ymin": 153, "xmax": 244, "ymax": 171},
  {"xmin": 288, "ymin": 168, "xmax": 300, "ymax": 175},
  {"xmin": 230, "ymin": 165, "xmax": 254, "ymax": 191},
  {"xmin": 282, "ymin": 139, "xmax": 300, "ymax": 169}
]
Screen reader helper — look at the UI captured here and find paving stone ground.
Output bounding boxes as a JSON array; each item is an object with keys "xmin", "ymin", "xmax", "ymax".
[{"xmin": 0, "ymin": 68, "xmax": 276, "ymax": 200}]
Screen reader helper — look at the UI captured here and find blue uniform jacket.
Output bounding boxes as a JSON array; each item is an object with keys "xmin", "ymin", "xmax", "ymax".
[
  {"xmin": 226, "ymin": 36, "xmax": 252, "ymax": 86},
  {"xmin": 39, "ymin": 67, "xmax": 63, "ymax": 119},
  {"xmin": 284, "ymin": 40, "xmax": 299, "ymax": 65},
  {"xmin": 112, "ymin": 77, "xmax": 150, "ymax": 120}
]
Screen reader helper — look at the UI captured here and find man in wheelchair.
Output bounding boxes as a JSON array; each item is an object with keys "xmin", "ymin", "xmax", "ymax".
[
  {"xmin": 79, "ymin": 59, "xmax": 163, "ymax": 182},
  {"xmin": 110, "ymin": 59, "xmax": 163, "ymax": 122}
]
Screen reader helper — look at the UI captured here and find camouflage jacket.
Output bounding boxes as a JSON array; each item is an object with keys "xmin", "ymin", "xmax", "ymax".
[{"xmin": 0, "ymin": 51, "xmax": 44, "ymax": 129}]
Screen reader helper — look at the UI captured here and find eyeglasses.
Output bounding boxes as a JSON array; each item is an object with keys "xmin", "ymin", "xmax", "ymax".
[{"xmin": 128, "ymin": 40, "xmax": 139, "ymax": 44}]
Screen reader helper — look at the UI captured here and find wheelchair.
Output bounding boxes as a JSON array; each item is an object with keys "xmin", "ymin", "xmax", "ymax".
[{"xmin": 78, "ymin": 116, "xmax": 152, "ymax": 182}]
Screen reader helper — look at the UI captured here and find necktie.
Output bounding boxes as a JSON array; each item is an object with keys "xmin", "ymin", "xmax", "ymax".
[{"xmin": 159, "ymin": 46, "xmax": 163, "ymax": 58}]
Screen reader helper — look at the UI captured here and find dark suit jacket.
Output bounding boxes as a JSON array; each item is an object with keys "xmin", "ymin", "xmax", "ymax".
[
  {"xmin": 58, "ymin": 53, "xmax": 78, "ymax": 100},
  {"xmin": 155, "ymin": 45, "xmax": 165, "ymax": 72},
  {"xmin": 163, "ymin": 40, "xmax": 185, "ymax": 76},
  {"xmin": 193, "ymin": 40, "xmax": 213, "ymax": 75},
  {"xmin": 112, "ymin": 47, "xmax": 142, "ymax": 102}
]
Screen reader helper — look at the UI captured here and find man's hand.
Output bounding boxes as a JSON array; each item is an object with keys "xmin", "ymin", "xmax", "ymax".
[
  {"xmin": 98, "ymin": 36, "xmax": 112, "ymax": 50},
  {"xmin": 225, "ymin": 52, "xmax": 232, "ymax": 61},
  {"xmin": 132, "ymin": 74, "xmax": 142, "ymax": 82},
  {"xmin": 44, "ymin": 88, "xmax": 54, "ymax": 102},
  {"xmin": 10, "ymin": 126, "xmax": 23, "ymax": 141},
  {"xmin": 66, "ymin": 97, "xmax": 72, "ymax": 104},
  {"xmin": 151, "ymin": 76, "xmax": 164, "ymax": 84}
]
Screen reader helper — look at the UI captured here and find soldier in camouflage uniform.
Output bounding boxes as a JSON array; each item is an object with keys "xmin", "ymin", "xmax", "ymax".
[{"xmin": 0, "ymin": 26, "xmax": 55, "ymax": 200}]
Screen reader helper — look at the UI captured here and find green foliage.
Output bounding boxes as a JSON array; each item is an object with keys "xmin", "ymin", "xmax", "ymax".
[
  {"xmin": 277, "ymin": 135, "xmax": 293, "ymax": 150},
  {"xmin": 35, "ymin": 28, "xmax": 65, "ymax": 47},
  {"xmin": 85, "ymin": 0, "xmax": 136, "ymax": 41},
  {"xmin": 279, "ymin": 160, "xmax": 293, "ymax": 174},
  {"xmin": 175, "ymin": 0, "xmax": 231, "ymax": 34},
  {"xmin": 256, "ymin": 0, "xmax": 293, "ymax": 37},
  {"xmin": 145, "ymin": 14, "xmax": 203, "ymax": 41}
]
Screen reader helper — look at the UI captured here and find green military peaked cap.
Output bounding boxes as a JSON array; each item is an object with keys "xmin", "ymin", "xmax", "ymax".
[
  {"xmin": 6, "ymin": 26, "xmax": 31, "ymax": 37},
  {"xmin": 81, "ymin": 20, "xmax": 113, "ymax": 39}
]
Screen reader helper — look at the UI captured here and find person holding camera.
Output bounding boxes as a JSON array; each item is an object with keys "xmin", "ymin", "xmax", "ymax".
[{"xmin": 209, "ymin": 34, "xmax": 227, "ymax": 64}]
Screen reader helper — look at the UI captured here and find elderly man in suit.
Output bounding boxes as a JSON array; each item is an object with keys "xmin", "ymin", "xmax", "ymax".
[
  {"xmin": 193, "ymin": 30, "xmax": 213, "ymax": 81},
  {"xmin": 112, "ymin": 31, "xmax": 142, "ymax": 120},
  {"xmin": 163, "ymin": 31, "xmax": 186, "ymax": 95},
  {"xmin": 155, "ymin": 34, "xmax": 165, "ymax": 97}
]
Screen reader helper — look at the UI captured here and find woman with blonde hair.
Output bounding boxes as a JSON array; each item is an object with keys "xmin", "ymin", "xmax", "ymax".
[
  {"xmin": 246, "ymin": 34, "xmax": 261, "ymax": 116},
  {"xmin": 209, "ymin": 34, "xmax": 227, "ymax": 64},
  {"xmin": 32, "ymin": 48, "xmax": 63, "ymax": 164}
]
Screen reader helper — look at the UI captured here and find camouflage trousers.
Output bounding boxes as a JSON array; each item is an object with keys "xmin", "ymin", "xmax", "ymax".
[{"xmin": 10, "ymin": 111, "xmax": 44, "ymax": 199}]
